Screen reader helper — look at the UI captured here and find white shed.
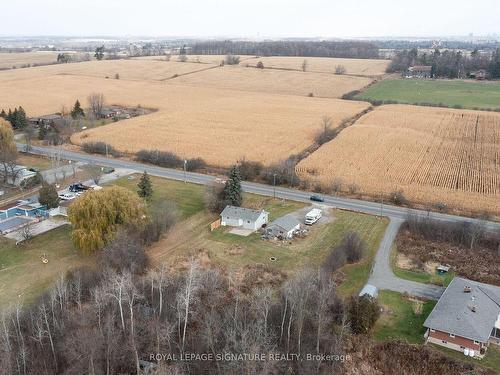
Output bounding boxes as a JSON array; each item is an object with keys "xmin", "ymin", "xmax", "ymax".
[{"xmin": 220, "ymin": 205, "xmax": 269, "ymax": 231}]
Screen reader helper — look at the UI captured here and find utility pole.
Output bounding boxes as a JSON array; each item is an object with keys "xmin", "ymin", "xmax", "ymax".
[
  {"xmin": 273, "ymin": 173, "xmax": 277, "ymax": 199},
  {"xmin": 105, "ymin": 143, "xmax": 108, "ymax": 158},
  {"xmin": 380, "ymin": 192, "xmax": 383, "ymax": 217},
  {"xmin": 184, "ymin": 160, "xmax": 187, "ymax": 184}
]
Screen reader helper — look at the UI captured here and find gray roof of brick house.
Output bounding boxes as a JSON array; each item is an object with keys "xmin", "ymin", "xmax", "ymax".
[
  {"xmin": 268, "ymin": 215, "xmax": 301, "ymax": 232},
  {"xmin": 424, "ymin": 277, "xmax": 500, "ymax": 342},
  {"xmin": 220, "ymin": 205, "xmax": 266, "ymax": 222}
]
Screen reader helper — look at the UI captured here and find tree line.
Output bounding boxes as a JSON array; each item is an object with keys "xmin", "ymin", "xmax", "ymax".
[
  {"xmin": 387, "ymin": 48, "xmax": 500, "ymax": 78},
  {"xmin": 190, "ymin": 40, "xmax": 380, "ymax": 59}
]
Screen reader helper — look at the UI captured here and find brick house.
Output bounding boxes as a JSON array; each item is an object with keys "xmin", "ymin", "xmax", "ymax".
[{"xmin": 424, "ymin": 277, "xmax": 500, "ymax": 357}]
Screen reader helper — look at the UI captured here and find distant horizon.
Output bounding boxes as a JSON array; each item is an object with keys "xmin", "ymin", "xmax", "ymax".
[{"xmin": 1, "ymin": 0, "xmax": 499, "ymax": 40}]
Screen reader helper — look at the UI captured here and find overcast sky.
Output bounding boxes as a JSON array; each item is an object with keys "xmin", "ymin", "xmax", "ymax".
[{"xmin": 2, "ymin": 0, "xmax": 499, "ymax": 38}]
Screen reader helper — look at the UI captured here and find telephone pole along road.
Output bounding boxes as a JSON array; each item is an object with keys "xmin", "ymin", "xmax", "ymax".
[{"xmin": 23, "ymin": 144, "xmax": 500, "ymax": 299}]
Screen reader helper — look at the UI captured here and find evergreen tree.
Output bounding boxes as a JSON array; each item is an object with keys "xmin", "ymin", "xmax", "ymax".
[
  {"xmin": 94, "ymin": 46, "xmax": 105, "ymax": 60},
  {"xmin": 16, "ymin": 106, "xmax": 28, "ymax": 129},
  {"xmin": 223, "ymin": 165, "xmax": 242, "ymax": 206},
  {"xmin": 71, "ymin": 100, "xmax": 85, "ymax": 119},
  {"xmin": 137, "ymin": 171, "xmax": 153, "ymax": 201},
  {"xmin": 38, "ymin": 182, "xmax": 60, "ymax": 209},
  {"xmin": 0, "ymin": 109, "xmax": 6, "ymax": 118}
]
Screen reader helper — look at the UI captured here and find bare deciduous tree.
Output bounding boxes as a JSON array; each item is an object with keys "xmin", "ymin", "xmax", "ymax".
[{"xmin": 87, "ymin": 93, "xmax": 105, "ymax": 119}]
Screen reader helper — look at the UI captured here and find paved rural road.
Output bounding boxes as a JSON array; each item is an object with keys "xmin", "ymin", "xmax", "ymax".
[{"xmin": 23, "ymin": 145, "xmax": 500, "ymax": 299}]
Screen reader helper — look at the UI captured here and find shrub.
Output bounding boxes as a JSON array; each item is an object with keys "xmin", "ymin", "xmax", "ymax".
[
  {"xmin": 342, "ymin": 232, "xmax": 366, "ymax": 263},
  {"xmin": 101, "ymin": 230, "xmax": 148, "ymax": 274},
  {"xmin": 348, "ymin": 294, "xmax": 380, "ymax": 334},
  {"xmin": 237, "ymin": 160, "xmax": 264, "ymax": 181},
  {"xmin": 256, "ymin": 61, "xmax": 264, "ymax": 69},
  {"xmin": 391, "ymin": 190, "xmax": 407, "ymax": 206},
  {"xmin": 186, "ymin": 157, "xmax": 206, "ymax": 171},
  {"xmin": 136, "ymin": 149, "xmax": 182, "ymax": 168},
  {"xmin": 224, "ymin": 54, "xmax": 240, "ymax": 65},
  {"xmin": 82, "ymin": 141, "xmax": 121, "ymax": 157}
]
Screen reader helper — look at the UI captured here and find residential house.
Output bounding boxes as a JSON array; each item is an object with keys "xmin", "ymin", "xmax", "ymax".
[
  {"xmin": 220, "ymin": 205, "xmax": 269, "ymax": 231},
  {"xmin": 405, "ymin": 65, "xmax": 432, "ymax": 78},
  {"xmin": 470, "ymin": 69, "xmax": 487, "ymax": 80},
  {"xmin": 424, "ymin": 277, "xmax": 500, "ymax": 357},
  {"xmin": 266, "ymin": 215, "xmax": 301, "ymax": 239},
  {"xmin": 4, "ymin": 165, "xmax": 37, "ymax": 186},
  {"xmin": 29, "ymin": 114, "xmax": 63, "ymax": 128}
]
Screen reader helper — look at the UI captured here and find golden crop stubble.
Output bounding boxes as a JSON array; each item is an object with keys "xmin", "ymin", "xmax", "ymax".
[{"xmin": 296, "ymin": 104, "xmax": 500, "ymax": 215}]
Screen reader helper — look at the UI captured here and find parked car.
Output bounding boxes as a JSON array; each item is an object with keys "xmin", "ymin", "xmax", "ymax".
[
  {"xmin": 309, "ymin": 195, "xmax": 324, "ymax": 202},
  {"xmin": 58, "ymin": 193, "xmax": 75, "ymax": 201},
  {"xmin": 69, "ymin": 182, "xmax": 90, "ymax": 192}
]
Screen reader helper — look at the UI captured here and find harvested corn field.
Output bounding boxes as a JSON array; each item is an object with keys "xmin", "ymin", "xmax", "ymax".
[
  {"xmin": 246, "ymin": 56, "xmax": 390, "ymax": 76},
  {"xmin": 173, "ymin": 65, "xmax": 373, "ymax": 98},
  {"xmin": 296, "ymin": 105, "xmax": 500, "ymax": 215},
  {"xmin": 0, "ymin": 51, "xmax": 78, "ymax": 69},
  {"xmin": 0, "ymin": 73, "xmax": 369, "ymax": 166},
  {"xmin": 0, "ymin": 59, "xmax": 218, "ymax": 82}
]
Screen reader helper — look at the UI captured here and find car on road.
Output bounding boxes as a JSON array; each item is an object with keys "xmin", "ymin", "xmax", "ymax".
[{"xmin": 309, "ymin": 195, "xmax": 324, "ymax": 202}]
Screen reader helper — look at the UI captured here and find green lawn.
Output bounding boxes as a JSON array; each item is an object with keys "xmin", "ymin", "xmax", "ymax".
[
  {"xmin": 431, "ymin": 344, "xmax": 500, "ymax": 373},
  {"xmin": 373, "ymin": 290, "xmax": 436, "ymax": 344},
  {"xmin": 112, "ymin": 175, "xmax": 206, "ymax": 219},
  {"xmin": 391, "ymin": 245, "xmax": 454, "ymax": 287},
  {"xmin": 0, "ymin": 226, "xmax": 88, "ymax": 306},
  {"xmin": 356, "ymin": 79, "xmax": 500, "ymax": 110}
]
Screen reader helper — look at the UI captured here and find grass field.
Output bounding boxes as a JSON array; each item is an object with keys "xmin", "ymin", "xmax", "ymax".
[
  {"xmin": 432, "ymin": 344, "xmax": 500, "ymax": 373},
  {"xmin": 373, "ymin": 290, "xmax": 436, "ymax": 344},
  {"xmin": 296, "ymin": 104, "xmax": 500, "ymax": 216},
  {"xmin": 0, "ymin": 226, "xmax": 88, "ymax": 306},
  {"xmin": 174, "ymin": 65, "xmax": 373, "ymax": 98},
  {"xmin": 246, "ymin": 56, "xmax": 390, "ymax": 76},
  {"xmin": 112, "ymin": 175, "xmax": 386, "ymax": 294},
  {"xmin": 356, "ymin": 79, "xmax": 500, "ymax": 110}
]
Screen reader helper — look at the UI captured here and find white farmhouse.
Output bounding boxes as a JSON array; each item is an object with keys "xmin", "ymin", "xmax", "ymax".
[{"xmin": 220, "ymin": 205, "xmax": 269, "ymax": 231}]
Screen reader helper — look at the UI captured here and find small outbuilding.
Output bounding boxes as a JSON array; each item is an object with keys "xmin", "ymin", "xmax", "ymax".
[
  {"xmin": 359, "ymin": 284, "xmax": 378, "ymax": 299},
  {"xmin": 220, "ymin": 205, "xmax": 269, "ymax": 231},
  {"xmin": 266, "ymin": 215, "xmax": 301, "ymax": 239}
]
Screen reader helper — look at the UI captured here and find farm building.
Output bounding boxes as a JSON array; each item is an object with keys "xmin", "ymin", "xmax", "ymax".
[
  {"xmin": 220, "ymin": 205, "xmax": 269, "ymax": 231},
  {"xmin": 405, "ymin": 65, "xmax": 432, "ymax": 78},
  {"xmin": 29, "ymin": 113, "xmax": 63, "ymax": 127},
  {"xmin": 266, "ymin": 215, "xmax": 301, "ymax": 239},
  {"xmin": 424, "ymin": 277, "xmax": 500, "ymax": 357}
]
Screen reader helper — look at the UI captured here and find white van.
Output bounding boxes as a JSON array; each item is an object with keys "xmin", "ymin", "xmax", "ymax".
[{"xmin": 304, "ymin": 208, "xmax": 322, "ymax": 225}]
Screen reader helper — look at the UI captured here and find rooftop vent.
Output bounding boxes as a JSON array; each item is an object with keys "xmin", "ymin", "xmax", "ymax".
[
  {"xmin": 464, "ymin": 286, "xmax": 472, "ymax": 293},
  {"xmin": 470, "ymin": 305, "xmax": 477, "ymax": 313}
]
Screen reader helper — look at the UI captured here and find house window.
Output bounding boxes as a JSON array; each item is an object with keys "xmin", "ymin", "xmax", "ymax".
[
  {"xmin": 442, "ymin": 340, "xmax": 447, "ymax": 344},
  {"xmin": 474, "ymin": 340, "xmax": 480, "ymax": 345},
  {"xmin": 450, "ymin": 334, "xmax": 455, "ymax": 338}
]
